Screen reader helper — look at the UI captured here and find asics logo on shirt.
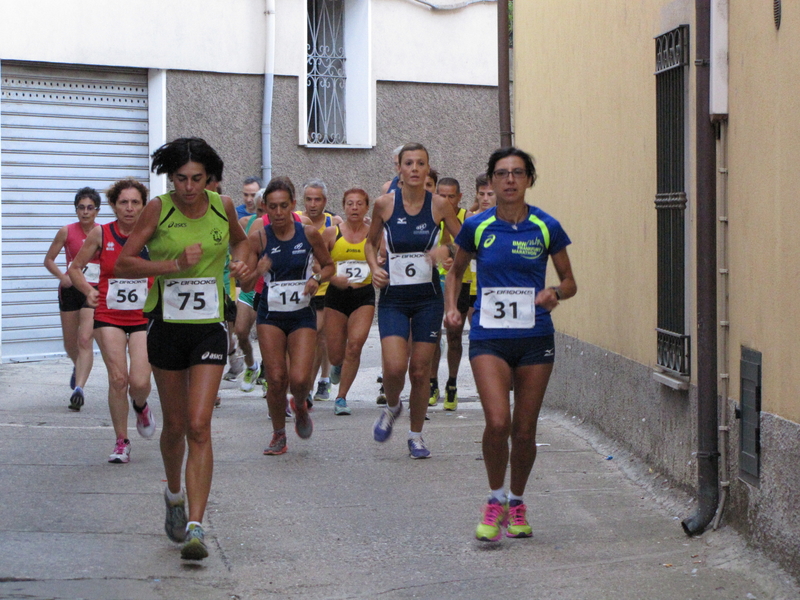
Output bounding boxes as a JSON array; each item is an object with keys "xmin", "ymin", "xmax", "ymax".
[
  {"xmin": 167, "ymin": 222, "xmax": 187, "ymax": 228},
  {"xmin": 483, "ymin": 234, "xmax": 496, "ymax": 248},
  {"xmin": 201, "ymin": 351, "xmax": 224, "ymax": 361}
]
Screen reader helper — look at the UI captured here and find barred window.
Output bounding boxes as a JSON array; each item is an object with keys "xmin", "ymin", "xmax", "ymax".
[
  {"xmin": 654, "ymin": 25, "xmax": 690, "ymax": 377},
  {"xmin": 307, "ymin": 0, "xmax": 346, "ymax": 145}
]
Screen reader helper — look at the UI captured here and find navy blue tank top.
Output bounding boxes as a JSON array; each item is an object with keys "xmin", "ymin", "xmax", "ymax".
[
  {"xmin": 382, "ymin": 189, "xmax": 440, "ymax": 300},
  {"xmin": 262, "ymin": 222, "xmax": 314, "ymax": 284}
]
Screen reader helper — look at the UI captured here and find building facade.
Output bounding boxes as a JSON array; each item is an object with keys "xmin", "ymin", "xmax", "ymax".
[
  {"xmin": 0, "ymin": 0, "xmax": 500, "ymax": 361},
  {"xmin": 513, "ymin": 0, "xmax": 800, "ymax": 579}
]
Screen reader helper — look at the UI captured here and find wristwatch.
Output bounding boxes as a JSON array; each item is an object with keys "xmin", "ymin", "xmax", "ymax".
[{"xmin": 311, "ymin": 273, "xmax": 322, "ymax": 283}]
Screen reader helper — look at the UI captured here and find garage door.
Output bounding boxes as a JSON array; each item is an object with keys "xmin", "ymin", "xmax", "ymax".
[{"xmin": 1, "ymin": 61, "xmax": 149, "ymax": 362}]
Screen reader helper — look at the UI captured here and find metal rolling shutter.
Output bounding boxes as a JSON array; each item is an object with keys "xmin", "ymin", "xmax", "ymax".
[{"xmin": 1, "ymin": 61, "xmax": 149, "ymax": 362}]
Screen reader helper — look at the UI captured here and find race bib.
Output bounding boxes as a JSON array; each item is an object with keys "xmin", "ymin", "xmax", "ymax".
[
  {"xmin": 106, "ymin": 279, "xmax": 148, "ymax": 310},
  {"xmin": 480, "ymin": 287, "xmax": 536, "ymax": 329},
  {"xmin": 389, "ymin": 252, "xmax": 432, "ymax": 286},
  {"xmin": 162, "ymin": 277, "xmax": 219, "ymax": 321},
  {"xmin": 82, "ymin": 262, "xmax": 100, "ymax": 284},
  {"xmin": 336, "ymin": 260, "xmax": 370, "ymax": 284},
  {"xmin": 267, "ymin": 280, "xmax": 310, "ymax": 312}
]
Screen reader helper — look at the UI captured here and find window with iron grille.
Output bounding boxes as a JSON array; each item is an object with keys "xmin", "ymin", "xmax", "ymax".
[
  {"xmin": 307, "ymin": 0, "xmax": 346, "ymax": 145},
  {"xmin": 654, "ymin": 25, "xmax": 690, "ymax": 376}
]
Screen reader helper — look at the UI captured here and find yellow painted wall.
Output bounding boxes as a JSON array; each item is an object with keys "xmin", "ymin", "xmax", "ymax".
[
  {"xmin": 727, "ymin": 2, "xmax": 800, "ymax": 421},
  {"xmin": 514, "ymin": 1, "xmax": 691, "ymax": 369}
]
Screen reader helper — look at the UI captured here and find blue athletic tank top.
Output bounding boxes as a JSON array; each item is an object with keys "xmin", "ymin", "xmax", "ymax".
[
  {"xmin": 262, "ymin": 222, "xmax": 315, "ymax": 284},
  {"xmin": 382, "ymin": 189, "xmax": 440, "ymax": 300}
]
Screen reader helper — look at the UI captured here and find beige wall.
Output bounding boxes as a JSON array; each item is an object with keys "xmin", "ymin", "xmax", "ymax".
[
  {"xmin": 514, "ymin": 1, "xmax": 683, "ymax": 368},
  {"xmin": 727, "ymin": 2, "xmax": 800, "ymax": 421},
  {"xmin": 514, "ymin": 0, "xmax": 800, "ymax": 422}
]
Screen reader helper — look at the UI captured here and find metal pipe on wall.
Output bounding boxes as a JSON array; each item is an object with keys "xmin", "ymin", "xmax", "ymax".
[
  {"xmin": 682, "ymin": 0, "xmax": 719, "ymax": 536},
  {"xmin": 262, "ymin": 0, "xmax": 276, "ymax": 185},
  {"xmin": 497, "ymin": 0, "xmax": 512, "ymax": 147}
]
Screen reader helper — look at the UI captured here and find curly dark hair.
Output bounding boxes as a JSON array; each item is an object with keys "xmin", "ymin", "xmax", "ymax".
[{"xmin": 106, "ymin": 178, "xmax": 148, "ymax": 206}]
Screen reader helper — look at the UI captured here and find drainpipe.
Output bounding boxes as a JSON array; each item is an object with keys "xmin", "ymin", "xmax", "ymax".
[
  {"xmin": 497, "ymin": 0, "xmax": 512, "ymax": 147},
  {"xmin": 681, "ymin": 0, "xmax": 719, "ymax": 536},
  {"xmin": 262, "ymin": 0, "xmax": 276, "ymax": 184}
]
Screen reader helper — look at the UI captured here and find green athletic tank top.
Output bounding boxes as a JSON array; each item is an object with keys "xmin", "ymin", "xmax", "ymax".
[{"xmin": 144, "ymin": 190, "xmax": 230, "ymax": 323}]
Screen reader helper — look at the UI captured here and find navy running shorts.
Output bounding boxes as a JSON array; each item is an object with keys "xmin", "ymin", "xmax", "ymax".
[{"xmin": 468, "ymin": 334, "xmax": 555, "ymax": 368}]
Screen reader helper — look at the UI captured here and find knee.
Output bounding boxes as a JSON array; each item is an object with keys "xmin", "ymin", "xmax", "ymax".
[
  {"xmin": 77, "ymin": 332, "xmax": 93, "ymax": 350},
  {"xmin": 107, "ymin": 370, "xmax": 129, "ymax": 393},
  {"xmin": 485, "ymin": 416, "xmax": 512, "ymax": 440},
  {"xmin": 186, "ymin": 417, "xmax": 211, "ymax": 446},
  {"xmin": 128, "ymin": 376, "xmax": 151, "ymax": 398},
  {"xmin": 344, "ymin": 340, "xmax": 363, "ymax": 361},
  {"xmin": 407, "ymin": 362, "xmax": 429, "ymax": 385}
]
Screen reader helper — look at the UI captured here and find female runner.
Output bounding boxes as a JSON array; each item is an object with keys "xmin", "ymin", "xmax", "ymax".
[
  {"xmin": 244, "ymin": 178, "xmax": 333, "ymax": 455},
  {"xmin": 68, "ymin": 178, "xmax": 155, "ymax": 463},
  {"xmin": 115, "ymin": 138, "xmax": 252, "ymax": 561},
  {"xmin": 322, "ymin": 188, "xmax": 374, "ymax": 416},
  {"xmin": 43, "ymin": 187, "xmax": 101, "ymax": 410},
  {"xmin": 365, "ymin": 143, "xmax": 461, "ymax": 459},
  {"xmin": 445, "ymin": 147, "xmax": 576, "ymax": 541}
]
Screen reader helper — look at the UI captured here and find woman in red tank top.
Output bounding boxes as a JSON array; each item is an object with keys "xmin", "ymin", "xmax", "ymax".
[
  {"xmin": 43, "ymin": 187, "xmax": 101, "ymax": 410},
  {"xmin": 69, "ymin": 178, "xmax": 155, "ymax": 464}
]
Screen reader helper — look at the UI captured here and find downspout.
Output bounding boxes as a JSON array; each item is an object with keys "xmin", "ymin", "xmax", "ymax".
[
  {"xmin": 681, "ymin": 0, "xmax": 719, "ymax": 536},
  {"xmin": 262, "ymin": 0, "xmax": 276, "ymax": 184},
  {"xmin": 497, "ymin": 0, "xmax": 512, "ymax": 147}
]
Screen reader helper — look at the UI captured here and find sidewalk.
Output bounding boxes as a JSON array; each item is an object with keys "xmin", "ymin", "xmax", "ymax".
[{"xmin": 0, "ymin": 325, "xmax": 798, "ymax": 599}]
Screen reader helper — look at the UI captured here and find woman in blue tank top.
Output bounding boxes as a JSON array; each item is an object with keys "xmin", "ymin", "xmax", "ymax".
[
  {"xmin": 444, "ymin": 147, "xmax": 577, "ymax": 542},
  {"xmin": 243, "ymin": 177, "xmax": 334, "ymax": 456},
  {"xmin": 365, "ymin": 143, "xmax": 462, "ymax": 459}
]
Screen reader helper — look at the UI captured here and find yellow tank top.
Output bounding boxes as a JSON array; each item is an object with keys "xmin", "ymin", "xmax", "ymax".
[
  {"xmin": 438, "ymin": 207, "xmax": 472, "ymax": 283},
  {"xmin": 330, "ymin": 225, "xmax": 372, "ymax": 286},
  {"xmin": 297, "ymin": 211, "xmax": 334, "ymax": 296}
]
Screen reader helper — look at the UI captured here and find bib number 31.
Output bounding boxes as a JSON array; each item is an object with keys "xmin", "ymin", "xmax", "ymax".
[
  {"xmin": 480, "ymin": 287, "xmax": 536, "ymax": 329},
  {"xmin": 163, "ymin": 278, "xmax": 219, "ymax": 321}
]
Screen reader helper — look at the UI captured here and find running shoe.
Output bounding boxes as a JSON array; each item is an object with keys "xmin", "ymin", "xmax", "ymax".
[
  {"xmin": 373, "ymin": 404, "xmax": 401, "ymax": 442},
  {"xmin": 290, "ymin": 397, "xmax": 313, "ymax": 439},
  {"xmin": 330, "ymin": 364, "xmax": 342, "ymax": 385},
  {"xmin": 68, "ymin": 386, "xmax": 84, "ymax": 411},
  {"xmin": 407, "ymin": 436, "xmax": 431, "ymax": 459},
  {"xmin": 264, "ymin": 430, "xmax": 288, "ymax": 455},
  {"xmin": 240, "ymin": 365, "xmax": 258, "ymax": 392},
  {"xmin": 70, "ymin": 367, "xmax": 76, "ymax": 390},
  {"xmin": 164, "ymin": 488, "xmax": 187, "ymax": 543},
  {"xmin": 475, "ymin": 498, "xmax": 507, "ymax": 542},
  {"xmin": 222, "ymin": 352, "xmax": 244, "ymax": 381},
  {"xmin": 256, "ymin": 363, "xmax": 266, "ymax": 385},
  {"xmin": 506, "ymin": 500, "xmax": 533, "ymax": 538},
  {"xmin": 181, "ymin": 523, "xmax": 208, "ymax": 560},
  {"xmin": 334, "ymin": 397, "xmax": 352, "ymax": 415},
  {"xmin": 314, "ymin": 380, "xmax": 331, "ymax": 401},
  {"xmin": 108, "ymin": 438, "xmax": 131, "ymax": 464},
  {"xmin": 376, "ymin": 383, "xmax": 387, "ymax": 405},
  {"xmin": 135, "ymin": 403, "xmax": 157, "ymax": 438},
  {"xmin": 428, "ymin": 382, "xmax": 440, "ymax": 407},
  {"xmin": 444, "ymin": 383, "xmax": 458, "ymax": 411}
]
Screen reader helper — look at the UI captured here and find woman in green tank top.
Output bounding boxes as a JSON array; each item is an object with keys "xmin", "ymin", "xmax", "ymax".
[{"xmin": 116, "ymin": 138, "xmax": 254, "ymax": 561}]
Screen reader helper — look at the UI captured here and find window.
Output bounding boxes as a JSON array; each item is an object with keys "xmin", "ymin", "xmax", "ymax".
[
  {"xmin": 307, "ymin": 0, "xmax": 346, "ymax": 144},
  {"xmin": 303, "ymin": 0, "xmax": 372, "ymax": 148},
  {"xmin": 654, "ymin": 25, "xmax": 690, "ymax": 377}
]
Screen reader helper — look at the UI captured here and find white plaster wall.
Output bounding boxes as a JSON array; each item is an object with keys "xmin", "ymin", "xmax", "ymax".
[
  {"xmin": 371, "ymin": 0, "xmax": 498, "ymax": 86},
  {"xmin": 0, "ymin": 0, "xmax": 267, "ymax": 73},
  {"xmin": 1, "ymin": 0, "xmax": 497, "ymax": 86}
]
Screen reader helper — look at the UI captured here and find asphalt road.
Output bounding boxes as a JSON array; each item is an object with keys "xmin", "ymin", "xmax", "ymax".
[{"xmin": 0, "ymin": 326, "xmax": 798, "ymax": 599}]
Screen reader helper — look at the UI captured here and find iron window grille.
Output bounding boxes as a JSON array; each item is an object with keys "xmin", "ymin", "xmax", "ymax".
[
  {"xmin": 654, "ymin": 25, "xmax": 690, "ymax": 377},
  {"xmin": 307, "ymin": 0, "xmax": 346, "ymax": 145}
]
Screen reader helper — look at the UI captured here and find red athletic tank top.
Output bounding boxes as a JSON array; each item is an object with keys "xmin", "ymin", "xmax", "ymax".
[{"xmin": 94, "ymin": 221, "xmax": 150, "ymax": 326}]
